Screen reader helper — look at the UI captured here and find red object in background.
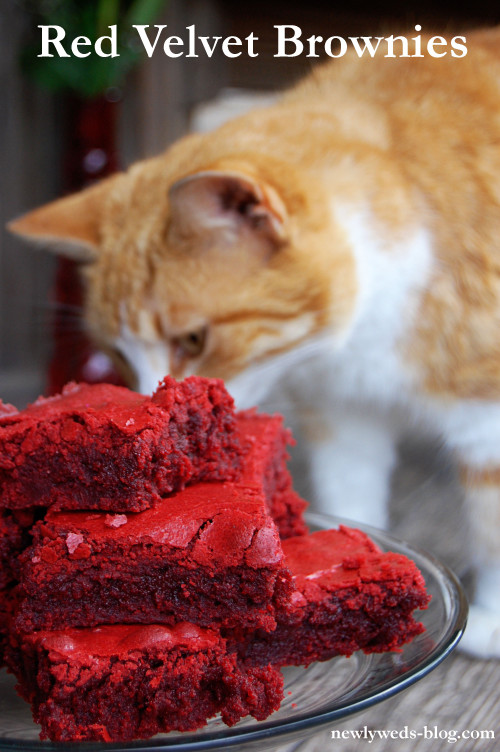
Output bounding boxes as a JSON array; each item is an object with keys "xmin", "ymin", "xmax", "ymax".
[{"xmin": 48, "ymin": 93, "xmax": 125, "ymax": 394}]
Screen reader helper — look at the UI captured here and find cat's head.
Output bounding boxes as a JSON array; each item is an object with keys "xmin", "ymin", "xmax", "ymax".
[{"xmin": 8, "ymin": 139, "xmax": 357, "ymax": 402}]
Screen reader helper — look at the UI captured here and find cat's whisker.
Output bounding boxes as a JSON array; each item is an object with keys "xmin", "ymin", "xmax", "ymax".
[{"xmin": 248, "ymin": 335, "xmax": 332, "ymax": 377}]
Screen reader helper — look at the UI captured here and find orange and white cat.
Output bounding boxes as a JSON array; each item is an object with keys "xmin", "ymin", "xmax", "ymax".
[{"xmin": 10, "ymin": 28, "xmax": 500, "ymax": 658}]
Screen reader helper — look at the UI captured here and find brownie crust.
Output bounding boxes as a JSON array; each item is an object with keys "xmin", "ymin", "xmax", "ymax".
[
  {"xmin": 0, "ymin": 377, "xmax": 241, "ymax": 512},
  {"xmin": 14, "ymin": 485, "xmax": 293, "ymax": 634},
  {"xmin": 8, "ymin": 623, "xmax": 284, "ymax": 742},
  {"xmin": 234, "ymin": 526, "xmax": 431, "ymax": 666}
]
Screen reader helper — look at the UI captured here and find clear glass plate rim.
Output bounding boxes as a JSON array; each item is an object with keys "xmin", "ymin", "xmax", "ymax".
[{"xmin": 0, "ymin": 512, "xmax": 469, "ymax": 752}]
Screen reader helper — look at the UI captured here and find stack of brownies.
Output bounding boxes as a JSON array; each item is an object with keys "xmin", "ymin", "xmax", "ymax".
[{"xmin": 0, "ymin": 375, "xmax": 430, "ymax": 743}]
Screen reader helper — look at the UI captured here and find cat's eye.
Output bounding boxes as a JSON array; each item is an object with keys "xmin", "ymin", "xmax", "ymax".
[{"xmin": 174, "ymin": 328, "xmax": 207, "ymax": 358}]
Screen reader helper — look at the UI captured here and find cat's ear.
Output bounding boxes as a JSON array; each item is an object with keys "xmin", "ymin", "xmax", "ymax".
[
  {"xmin": 168, "ymin": 171, "xmax": 288, "ymax": 247},
  {"xmin": 7, "ymin": 180, "xmax": 109, "ymax": 262}
]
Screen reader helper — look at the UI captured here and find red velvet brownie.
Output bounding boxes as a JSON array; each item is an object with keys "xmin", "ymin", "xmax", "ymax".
[
  {"xmin": 236, "ymin": 411, "xmax": 308, "ymax": 538},
  {"xmin": 13, "ymin": 484, "xmax": 292, "ymax": 634},
  {"xmin": 0, "ymin": 513, "xmax": 24, "ymax": 590},
  {"xmin": 234, "ymin": 526, "xmax": 430, "ymax": 667},
  {"xmin": 7, "ymin": 623, "xmax": 284, "ymax": 742},
  {"xmin": 0, "ymin": 509, "xmax": 36, "ymax": 588},
  {"xmin": 0, "ymin": 510, "xmax": 39, "ymax": 666},
  {"xmin": 0, "ymin": 376, "xmax": 241, "ymax": 512}
]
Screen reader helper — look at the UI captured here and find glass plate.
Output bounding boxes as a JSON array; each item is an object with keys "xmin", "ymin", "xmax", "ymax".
[{"xmin": 0, "ymin": 512, "xmax": 468, "ymax": 752}]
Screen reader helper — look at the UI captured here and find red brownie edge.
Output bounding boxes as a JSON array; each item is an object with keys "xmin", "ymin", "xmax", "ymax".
[
  {"xmin": 0, "ymin": 376, "xmax": 242, "ymax": 512},
  {"xmin": 6, "ymin": 623, "xmax": 284, "ymax": 742},
  {"xmin": 236, "ymin": 410, "xmax": 308, "ymax": 538},
  {"xmin": 233, "ymin": 526, "xmax": 431, "ymax": 666},
  {"xmin": 14, "ymin": 484, "xmax": 293, "ymax": 634}
]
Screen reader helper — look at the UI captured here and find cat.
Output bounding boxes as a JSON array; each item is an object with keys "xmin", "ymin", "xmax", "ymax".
[{"xmin": 9, "ymin": 27, "xmax": 500, "ymax": 659}]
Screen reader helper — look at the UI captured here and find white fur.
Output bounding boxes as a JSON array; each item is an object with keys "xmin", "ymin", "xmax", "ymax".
[
  {"xmin": 459, "ymin": 606, "xmax": 500, "ymax": 659},
  {"xmin": 438, "ymin": 400, "xmax": 500, "ymax": 469},
  {"xmin": 327, "ymin": 204, "xmax": 433, "ymax": 406},
  {"xmin": 303, "ymin": 406, "xmax": 399, "ymax": 528},
  {"xmin": 226, "ymin": 334, "xmax": 330, "ymax": 408},
  {"xmin": 227, "ymin": 206, "xmax": 435, "ymax": 529},
  {"xmin": 431, "ymin": 404, "xmax": 500, "ymax": 659},
  {"xmin": 115, "ymin": 321, "xmax": 169, "ymax": 395},
  {"xmin": 459, "ymin": 560, "xmax": 500, "ymax": 658}
]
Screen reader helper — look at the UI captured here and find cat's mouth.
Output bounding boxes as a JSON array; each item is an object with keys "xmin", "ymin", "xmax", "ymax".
[{"xmin": 225, "ymin": 334, "xmax": 332, "ymax": 409}]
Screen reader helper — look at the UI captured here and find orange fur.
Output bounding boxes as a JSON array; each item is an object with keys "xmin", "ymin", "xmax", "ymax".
[{"xmin": 11, "ymin": 29, "xmax": 500, "ymax": 398}]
